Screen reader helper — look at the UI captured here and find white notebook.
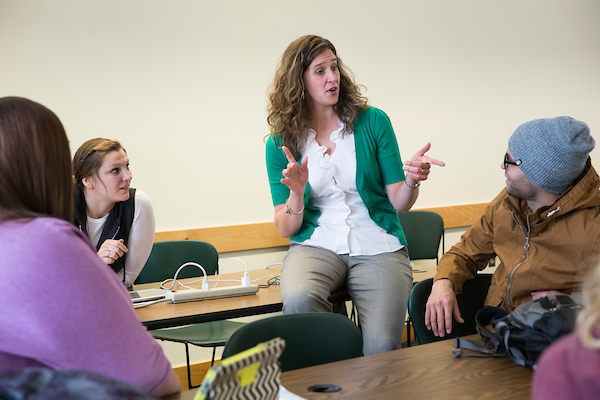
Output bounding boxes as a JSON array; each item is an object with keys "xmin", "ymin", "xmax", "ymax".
[{"xmin": 129, "ymin": 289, "xmax": 167, "ymax": 303}]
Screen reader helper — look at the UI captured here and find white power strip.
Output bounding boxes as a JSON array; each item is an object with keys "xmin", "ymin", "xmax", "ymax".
[{"xmin": 165, "ymin": 284, "xmax": 259, "ymax": 304}]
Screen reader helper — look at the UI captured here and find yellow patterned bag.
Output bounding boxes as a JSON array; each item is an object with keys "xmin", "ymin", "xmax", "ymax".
[{"xmin": 194, "ymin": 338, "xmax": 285, "ymax": 400}]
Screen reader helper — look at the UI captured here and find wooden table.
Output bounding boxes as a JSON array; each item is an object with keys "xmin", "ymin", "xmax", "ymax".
[
  {"xmin": 280, "ymin": 333, "xmax": 532, "ymax": 399},
  {"xmin": 136, "ymin": 266, "xmax": 437, "ymax": 330},
  {"xmin": 135, "ymin": 268, "xmax": 283, "ymax": 330},
  {"xmin": 410, "ymin": 265, "xmax": 437, "ymax": 282},
  {"xmin": 164, "ymin": 333, "xmax": 532, "ymax": 400}
]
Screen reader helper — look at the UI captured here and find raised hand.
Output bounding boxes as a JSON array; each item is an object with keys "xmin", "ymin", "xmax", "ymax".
[
  {"xmin": 280, "ymin": 146, "xmax": 308, "ymax": 194},
  {"xmin": 403, "ymin": 143, "xmax": 445, "ymax": 183}
]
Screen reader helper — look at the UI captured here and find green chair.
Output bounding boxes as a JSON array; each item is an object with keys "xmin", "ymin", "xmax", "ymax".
[
  {"xmin": 135, "ymin": 240, "xmax": 220, "ymax": 284},
  {"xmin": 397, "ymin": 210, "xmax": 444, "ymax": 263},
  {"xmin": 398, "ymin": 210, "xmax": 444, "ymax": 346},
  {"xmin": 408, "ymin": 274, "xmax": 493, "ymax": 344},
  {"xmin": 135, "ymin": 240, "xmax": 245, "ymax": 389},
  {"xmin": 222, "ymin": 313, "xmax": 363, "ymax": 372}
]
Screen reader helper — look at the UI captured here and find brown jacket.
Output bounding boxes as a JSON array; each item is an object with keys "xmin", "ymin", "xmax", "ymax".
[{"xmin": 434, "ymin": 160, "xmax": 600, "ymax": 312}]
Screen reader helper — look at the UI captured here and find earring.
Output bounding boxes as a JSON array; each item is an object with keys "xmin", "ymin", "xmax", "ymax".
[{"xmin": 301, "ymin": 89, "xmax": 305, "ymax": 100}]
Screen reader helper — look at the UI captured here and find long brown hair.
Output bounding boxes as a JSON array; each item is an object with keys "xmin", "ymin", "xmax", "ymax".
[
  {"xmin": 73, "ymin": 138, "xmax": 124, "ymax": 188},
  {"xmin": 0, "ymin": 97, "xmax": 73, "ymax": 222},
  {"xmin": 267, "ymin": 35, "xmax": 369, "ymax": 158}
]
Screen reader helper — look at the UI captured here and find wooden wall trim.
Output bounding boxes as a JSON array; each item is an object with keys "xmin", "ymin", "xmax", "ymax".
[
  {"xmin": 154, "ymin": 203, "xmax": 488, "ymax": 254},
  {"xmin": 420, "ymin": 203, "xmax": 488, "ymax": 231},
  {"xmin": 154, "ymin": 222, "xmax": 289, "ymax": 254}
]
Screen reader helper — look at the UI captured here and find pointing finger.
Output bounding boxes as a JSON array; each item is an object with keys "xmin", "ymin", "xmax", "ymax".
[
  {"xmin": 282, "ymin": 146, "xmax": 296, "ymax": 164},
  {"xmin": 412, "ymin": 143, "xmax": 431, "ymax": 159},
  {"xmin": 419, "ymin": 156, "xmax": 445, "ymax": 167}
]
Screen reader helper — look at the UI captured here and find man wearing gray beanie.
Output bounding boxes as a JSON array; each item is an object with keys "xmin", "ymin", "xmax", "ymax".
[{"xmin": 425, "ymin": 116, "xmax": 600, "ymax": 338}]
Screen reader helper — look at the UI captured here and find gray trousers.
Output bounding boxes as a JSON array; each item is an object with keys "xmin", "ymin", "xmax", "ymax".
[{"xmin": 280, "ymin": 244, "xmax": 413, "ymax": 356}]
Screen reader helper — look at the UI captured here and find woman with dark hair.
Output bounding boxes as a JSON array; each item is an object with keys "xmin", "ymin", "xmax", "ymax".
[
  {"xmin": 0, "ymin": 97, "xmax": 180, "ymax": 397},
  {"xmin": 266, "ymin": 35, "xmax": 444, "ymax": 355},
  {"xmin": 73, "ymin": 138, "xmax": 155, "ymax": 288}
]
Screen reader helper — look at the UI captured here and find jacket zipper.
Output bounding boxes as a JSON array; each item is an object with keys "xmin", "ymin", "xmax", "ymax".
[{"xmin": 506, "ymin": 213, "xmax": 531, "ymax": 307}]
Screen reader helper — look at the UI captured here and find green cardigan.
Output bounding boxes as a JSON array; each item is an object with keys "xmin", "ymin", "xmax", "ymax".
[{"xmin": 265, "ymin": 107, "xmax": 408, "ymax": 246}]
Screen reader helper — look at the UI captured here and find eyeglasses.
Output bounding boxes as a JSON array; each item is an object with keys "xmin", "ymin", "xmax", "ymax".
[{"xmin": 503, "ymin": 153, "xmax": 522, "ymax": 169}]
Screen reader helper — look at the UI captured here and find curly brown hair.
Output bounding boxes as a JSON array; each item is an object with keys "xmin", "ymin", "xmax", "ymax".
[{"xmin": 266, "ymin": 35, "xmax": 368, "ymax": 159}]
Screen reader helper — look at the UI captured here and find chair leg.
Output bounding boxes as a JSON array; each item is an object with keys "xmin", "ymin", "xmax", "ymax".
[
  {"xmin": 332, "ymin": 300, "xmax": 348, "ymax": 316},
  {"xmin": 184, "ymin": 343, "xmax": 195, "ymax": 390},
  {"xmin": 211, "ymin": 347, "xmax": 217, "ymax": 366},
  {"xmin": 353, "ymin": 304, "xmax": 360, "ymax": 327},
  {"xmin": 406, "ymin": 316, "xmax": 412, "ymax": 347}
]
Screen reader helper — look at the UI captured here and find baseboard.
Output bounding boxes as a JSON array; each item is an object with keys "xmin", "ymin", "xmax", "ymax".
[
  {"xmin": 402, "ymin": 322, "xmax": 415, "ymax": 344},
  {"xmin": 173, "ymin": 361, "xmax": 213, "ymax": 389}
]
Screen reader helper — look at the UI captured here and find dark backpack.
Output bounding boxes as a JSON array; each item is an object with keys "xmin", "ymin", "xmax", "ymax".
[
  {"xmin": 453, "ymin": 294, "xmax": 583, "ymax": 368},
  {"xmin": 0, "ymin": 368, "xmax": 158, "ymax": 400}
]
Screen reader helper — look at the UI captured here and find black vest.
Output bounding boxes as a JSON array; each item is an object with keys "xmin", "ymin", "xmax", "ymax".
[{"xmin": 73, "ymin": 185, "xmax": 136, "ymax": 282}]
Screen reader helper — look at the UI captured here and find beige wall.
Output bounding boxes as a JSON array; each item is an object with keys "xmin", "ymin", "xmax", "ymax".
[
  {"xmin": 2, "ymin": 0, "xmax": 599, "ymax": 367},
  {"xmin": 2, "ymin": 0, "xmax": 599, "ymax": 234}
]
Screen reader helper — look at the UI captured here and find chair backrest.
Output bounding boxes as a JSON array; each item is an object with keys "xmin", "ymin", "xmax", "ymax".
[
  {"xmin": 408, "ymin": 274, "xmax": 493, "ymax": 344},
  {"xmin": 397, "ymin": 210, "xmax": 444, "ymax": 262},
  {"xmin": 134, "ymin": 240, "xmax": 219, "ymax": 284},
  {"xmin": 222, "ymin": 313, "xmax": 363, "ymax": 372}
]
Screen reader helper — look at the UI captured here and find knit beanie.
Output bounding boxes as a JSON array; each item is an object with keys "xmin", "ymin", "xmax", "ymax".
[{"xmin": 508, "ymin": 116, "xmax": 594, "ymax": 194}]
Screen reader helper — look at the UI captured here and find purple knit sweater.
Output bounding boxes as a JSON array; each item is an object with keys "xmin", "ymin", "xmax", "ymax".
[
  {"xmin": 0, "ymin": 217, "xmax": 171, "ymax": 394},
  {"xmin": 532, "ymin": 327, "xmax": 600, "ymax": 400}
]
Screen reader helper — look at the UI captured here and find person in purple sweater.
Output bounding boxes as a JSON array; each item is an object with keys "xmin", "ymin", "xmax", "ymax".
[
  {"xmin": 0, "ymin": 97, "xmax": 180, "ymax": 397},
  {"xmin": 532, "ymin": 263, "xmax": 600, "ymax": 399}
]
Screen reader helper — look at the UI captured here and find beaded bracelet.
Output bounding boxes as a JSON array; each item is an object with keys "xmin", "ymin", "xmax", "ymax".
[{"xmin": 284, "ymin": 202, "xmax": 305, "ymax": 214}]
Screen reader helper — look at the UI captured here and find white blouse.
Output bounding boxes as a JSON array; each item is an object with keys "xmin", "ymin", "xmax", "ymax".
[
  {"xmin": 298, "ymin": 123, "xmax": 402, "ymax": 256},
  {"xmin": 86, "ymin": 190, "xmax": 155, "ymax": 287}
]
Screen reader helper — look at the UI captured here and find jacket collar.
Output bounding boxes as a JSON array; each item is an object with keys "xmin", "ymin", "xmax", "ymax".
[{"xmin": 503, "ymin": 158, "xmax": 600, "ymax": 224}]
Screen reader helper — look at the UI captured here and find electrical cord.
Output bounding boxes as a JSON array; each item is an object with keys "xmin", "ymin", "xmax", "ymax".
[
  {"xmin": 261, "ymin": 263, "xmax": 282, "ymax": 287},
  {"xmin": 214, "ymin": 258, "xmax": 248, "ymax": 288},
  {"xmin": 160, "ymin": 262, "xmax": 209, "ymax": 291},
  {"xmin": 136, "ymin": 259, "xmax": 281, "ymax": 306}
]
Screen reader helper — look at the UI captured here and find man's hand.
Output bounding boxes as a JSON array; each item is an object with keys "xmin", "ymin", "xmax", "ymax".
[
  {"xmin": 425, "ymin": 279, "xmax": 464, "ymax": 337},
  {"xmin": 531, "ymin": 290, "xmax": 568, "ymax": 301}
]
